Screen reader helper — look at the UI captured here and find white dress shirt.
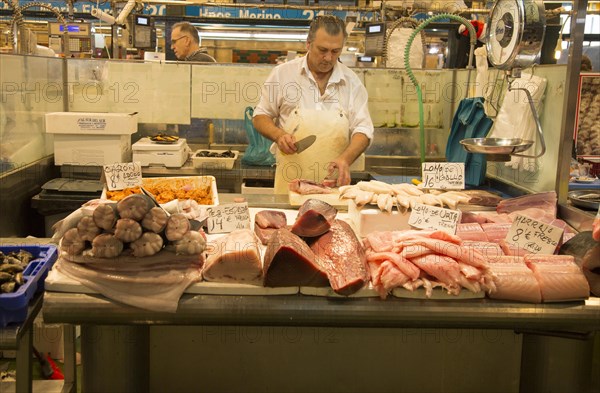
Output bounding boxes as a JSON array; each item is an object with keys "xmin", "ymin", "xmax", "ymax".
[{"xmin": 253, "ymin": 56, "xmax": 374, "ymax": 141}]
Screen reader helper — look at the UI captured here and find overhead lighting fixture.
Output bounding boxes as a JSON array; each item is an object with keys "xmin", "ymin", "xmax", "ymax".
[
  {"xmin": 554, "ymin": 37, "xmax": 563, "ymax": 60},
  {"xmin": 347, "ymin": 46, "xmax": 358, "ymax": 52},
  {"xmin": 199, "ymin": 31, "xmax": 307, "ymax": 41}
]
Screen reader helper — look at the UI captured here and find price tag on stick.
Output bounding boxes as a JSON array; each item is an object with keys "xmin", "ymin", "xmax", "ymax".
[
  {"xmin": 408, "ymin": 203, "xmax": 462, "ymax": 234},
  {"xmin": 102, "ymin": 162, "xmax": 142, "ymax": 191},
  {"xmin": 421, "ymin": 162, "xmax": 465, "ymax": 190},
  {"xmin": 205, "ymin": 203, "xmax": 251, "ymax": 234},
  {"xmin": 505, "ymin": 214, "xmax": 564, "ymax": 255}
]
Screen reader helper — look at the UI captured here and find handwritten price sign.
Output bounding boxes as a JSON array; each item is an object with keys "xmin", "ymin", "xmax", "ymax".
[
  {"xmin": 505, "ymin": 214, "xmax": 564, "ymax": 254},
  {"xmin": 205, "ymin": 203, "xmax": 251, "ymax": 234},
  {"xmin": 421, "ymin": 162, "xmax": 465, "ymax": 190},
  {"xmin": 102, "ymin": 162, "xmax": 142, "ymax": 191},
  {"xmin": 408, "ymin": 203, "xmax": 461, "ymax": 234}
]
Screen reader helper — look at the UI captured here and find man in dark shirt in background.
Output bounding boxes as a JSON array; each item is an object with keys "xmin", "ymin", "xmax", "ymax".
[{"xmin": 170, "ymin": 22, "xmax": 216, "ymax": 62}]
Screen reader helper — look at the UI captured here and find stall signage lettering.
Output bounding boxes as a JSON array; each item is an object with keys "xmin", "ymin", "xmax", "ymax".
[
  {"xmin": 77, "ymin": 117, "xmax": 106, "ymax": 131},
  {"xmin": 205, "ymin": 203, "xmax": 250, "ymax": 234},
  {"xmin": 185, "ymin": 6, "xmax": 376, "ymax": 22},
  {"xmin": 505, "ymin": 214, "xmax": 564, "ymax": 254},
  {"xmin": 408, "ymin": 203, "xmax": 461, "ymax": 234},
  {"xmin": 102, "ymin": 162, "xmax": 142, "ymax": 191},
  {"xmin": 421, "ymin": 162, "xmax": 465, "ymax": 190},
  {"xmin": 6, "ymin": 2, "xmax": 164, "ymax": 15}
]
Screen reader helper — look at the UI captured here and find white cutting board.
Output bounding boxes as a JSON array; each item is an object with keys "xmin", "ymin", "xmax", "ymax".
[
  {"xmin": 45, "ymin": 269, "xmax": 299, "ymax": 296},
  {"xmin": 289, "ymin": 191, "xmax": 348, "ymax": 209},
  {"xmin": 300, "ymin": 284, "xmax": 379, "ymax": 298},
  {"xmin": 392, "ymin": 287, "xmax": 485, "ymax": 300},
  {"xmin": 186, "ymin": 282, "xmax": 298, "ymax": 295}
]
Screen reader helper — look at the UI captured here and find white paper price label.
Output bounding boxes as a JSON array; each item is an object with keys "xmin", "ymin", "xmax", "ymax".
[
  {"xmin": 205, "ymin": 203, "xmax": 251, "ymax": 234},
  {"xmin": 102, "ymin": 162, "xmax": 142, "ymax": 191},
  {"xmin": 421, "ymin": 162, "xmax": 465, "ymax": 190},
  {"xmin": 408, "ymin": 203, "xmax": 462, "ymax": 234},
  {"xmin": 505, "ymin": 214, "xmax": 564, "ymax": 254}
]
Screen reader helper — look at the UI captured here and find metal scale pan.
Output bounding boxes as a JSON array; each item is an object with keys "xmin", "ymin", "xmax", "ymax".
[{"xmin": 460, "ymin": 0, "xmax": 547, "ymax": 162}]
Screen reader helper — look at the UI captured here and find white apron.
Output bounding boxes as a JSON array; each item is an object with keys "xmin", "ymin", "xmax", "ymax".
[{"xmin": 273, "ymin": 106, "xmax": 350, "ymax": 194}]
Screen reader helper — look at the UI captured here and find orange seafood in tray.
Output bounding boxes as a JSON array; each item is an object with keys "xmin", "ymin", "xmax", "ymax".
[{"xmin": 103, "ymin": 176, "xmax": 218, "ymax": 205}]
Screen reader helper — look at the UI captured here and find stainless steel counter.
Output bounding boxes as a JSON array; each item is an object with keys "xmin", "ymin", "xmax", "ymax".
[
  {"xmin": 42, "ymin": 292, "xmax": 600, "ymax": 331},
  {"xmin": 41, "ymin": 289, "xmax": 600, "ymax": 392}
]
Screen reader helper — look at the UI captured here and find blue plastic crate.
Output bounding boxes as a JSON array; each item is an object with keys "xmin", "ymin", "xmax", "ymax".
[{"xmin": 0, "ymin": 244, "xmax": 58, "ymax": 327}]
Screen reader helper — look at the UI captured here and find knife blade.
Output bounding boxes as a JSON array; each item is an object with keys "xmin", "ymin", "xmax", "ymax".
[{"xmin": 294, "ymin": 135, "xmax": 316, "ymax": 154}]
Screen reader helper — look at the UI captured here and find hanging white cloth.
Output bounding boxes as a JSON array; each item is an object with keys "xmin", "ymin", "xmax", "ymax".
[
  {"xmin": 487, "ymin": 72, "xmax": 547, "ymax": 171},
  {"xmin": 386, "ymin": 28, "xmax": 424, "ymax": 69}
]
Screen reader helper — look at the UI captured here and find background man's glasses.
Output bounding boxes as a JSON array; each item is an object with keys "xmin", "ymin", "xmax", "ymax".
[{"xmin": 171, "ymin": 35, "xmax": 189, "ymax": 44}]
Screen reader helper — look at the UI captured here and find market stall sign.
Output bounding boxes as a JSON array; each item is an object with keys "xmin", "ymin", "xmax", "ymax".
[
  {"xmin": 421, "ymin": 162, "xmax": 465, "ymax": 190},
  {"xmin": 205, "ymin": 203, "xmax": 251, "ymax": 234},
  {"xmin": 102, "ymin": 162, "xmax": 142, "ymax": 191},
  {"xmin": 408, "ymin": 203, "xmax": 461, "ymax": 234},
  {"xmin": 505, "ymin": 214, "xmax": 564, "ymax": 254}
]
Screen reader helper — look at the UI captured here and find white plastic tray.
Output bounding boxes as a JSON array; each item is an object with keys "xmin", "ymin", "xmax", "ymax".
[
  {"xmin": 102, "ymin": 175, "xmax": 219, "ymax": 206},
  {"xmin": 192, "ymin": 150, "xmax": 238, "ymax": 170}
]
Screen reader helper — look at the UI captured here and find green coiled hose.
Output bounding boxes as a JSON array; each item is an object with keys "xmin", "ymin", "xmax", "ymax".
[{"xmin": 403, "ymin": 14, "xmax": 477, "ymax": 163}]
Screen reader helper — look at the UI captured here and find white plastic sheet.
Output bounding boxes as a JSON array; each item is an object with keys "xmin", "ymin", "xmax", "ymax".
[
  {"xmin": 488, "ymin": 73, "xmax": 547, "ymax": 171},
  {"xmin": 386, "ymin": 28, "xmax": 424, "ymax": 69}
]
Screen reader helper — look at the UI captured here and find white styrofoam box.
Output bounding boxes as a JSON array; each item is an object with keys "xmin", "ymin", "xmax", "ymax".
[
  {"xmin": 133, "ymin": 137, "xmax": 190, "ymax": 168},
  {"xmin": 34, "ymin": 317, "xmax": 65, "ymax": 360},
  {"xmin": 347, "ymin": 199, "xmax": 412, "ymax": 237},
  {"xmin": 45, "ymin": 112, "xmax": 137, "ymax": 166},
  {"xmin": 192, "ymin": 150, "xmax": 238, "ymax": 170}
]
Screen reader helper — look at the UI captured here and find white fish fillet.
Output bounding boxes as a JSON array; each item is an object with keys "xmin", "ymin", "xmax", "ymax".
[
  {"xmin": 203, "ymin": 229, "xmax": 262, "ymax": 284},
  {"xmin": 525, "ymin": 254, "xmax": 590, "ymax": 302}
]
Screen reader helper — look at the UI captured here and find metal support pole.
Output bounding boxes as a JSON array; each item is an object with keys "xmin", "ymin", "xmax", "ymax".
[{"xmin": 555, "ymin": 0, "xmax": 587, "ymax": 203}]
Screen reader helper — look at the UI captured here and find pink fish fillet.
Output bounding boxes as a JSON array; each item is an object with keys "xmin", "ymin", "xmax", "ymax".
[
  {"xmin": 487, "ymin": 256, "xmax": 542, "ymax": 303},
  {"xmin": 367, "ymin": 251, "xmax": 420, "ymax": 280},
  {"xmin": 456, "ymin": 223, "xmax": 489, "ymax": 242},
  {"xmin": 255, "ymin": 210, "xmax": 287, "ymax": 229},
  {"xmin": 410, "ymin": 254, "xmax": 463, "ymax": 295},
  {"xmin": 288, "ymin": 179, "xmax": 335, "ymax": 195},
  {"xmin": 497, "ymin": 191, "xmax": 557, "ymax": 216},
  {"xmin": 524, "ymin": 254, "xmax": 590, "ymax": 302},
  {"xmin": 378, "ymin": 262, "xmax": 411, "ymax": 297},
  {"xmin": 407, "ymin": 238, "xmax": 489, "ymax": 270},
  {"xmin": 462, "ymin": 241, "xmax": 505, "ymax": 261},
  {"xmin": 481, "ymin": 223, "xmax": 512, "ymax": 243},
  {"xmin": 499, "ymin": 240, "xmax": 528, "ymax": 257}
]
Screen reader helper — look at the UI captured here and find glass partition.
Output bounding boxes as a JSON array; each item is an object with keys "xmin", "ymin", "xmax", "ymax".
[
  {"xmin": 67, "ymin": 59, "xmax": 192, "ymax": 124},
  {"xmin": 0, "ymin": 54, "xmax": 64, "ymax": 174},
  {"xmin": 0, "ymin": 55, "xmax": 569, "ymax": 187}
]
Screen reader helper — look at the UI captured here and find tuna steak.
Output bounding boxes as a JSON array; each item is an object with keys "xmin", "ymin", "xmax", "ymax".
[
  {"xmin": 291, "ymin": 199, "xmax": 337, "ymax": 237},
  {"xmin": 255, "ymin": 210, "xmax": 287, "ymax": 229},
  {"xmin": 263, "ymin": 229, "xmax": 329, "ymax": 287},
  {"xmin": 307, "ymin": 220, "xmax": 370, "ymax": 296},
  {"xmin": 254, "ymin": 223, "xmax": 277, "ymax": 245},
  {"xmin": 254, "ymin": 210, "xmax": 288, "ymax": 245}
]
